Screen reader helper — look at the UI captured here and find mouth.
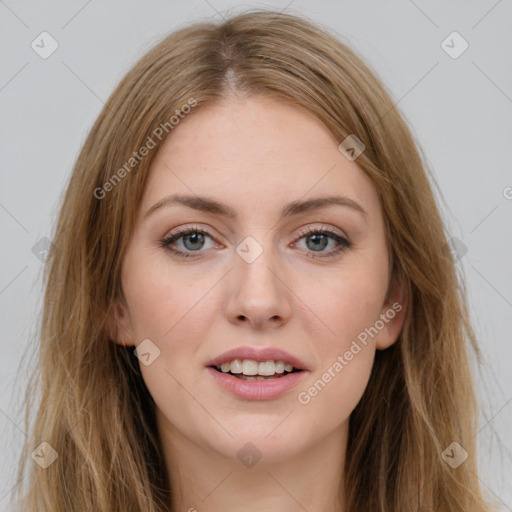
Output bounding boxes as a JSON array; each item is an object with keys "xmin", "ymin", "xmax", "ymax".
[
  {"xmin": 206, "ymin": 361, "xmax": 307, "ymax": 400},
  {"xmin": 204, "ymin": 347, "xmax": 309, "ymax": 399}
]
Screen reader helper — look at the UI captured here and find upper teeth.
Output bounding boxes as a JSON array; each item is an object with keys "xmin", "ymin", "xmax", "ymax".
[{"xmin": 219, "ymin": 359, "xmax": 295, "ymax": 376}]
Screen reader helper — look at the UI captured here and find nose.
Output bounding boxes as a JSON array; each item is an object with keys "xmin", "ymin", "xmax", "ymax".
[{"xmin": 224, "ymin": 239, "xmax": 293, "ymax": 330}]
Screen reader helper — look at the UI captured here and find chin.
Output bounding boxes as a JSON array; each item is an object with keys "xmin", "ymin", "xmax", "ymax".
[{"xmin": 203, "ymin": 418, "xmax": 311, "ymax": 465}]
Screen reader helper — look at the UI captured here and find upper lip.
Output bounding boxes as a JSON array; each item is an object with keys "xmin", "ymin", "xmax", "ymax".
[{"xmin": 205, "ymin": 346, "xmax": 308, "ymax": 371}]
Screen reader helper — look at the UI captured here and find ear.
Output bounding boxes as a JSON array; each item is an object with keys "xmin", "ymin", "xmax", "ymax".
[
  {"xmin": 106, "ymin": 298, "xmax": 136, "ymax": 347},
  {"xmin": 375, "ymin": 270, "xmax": 408, "ymax": 350}
]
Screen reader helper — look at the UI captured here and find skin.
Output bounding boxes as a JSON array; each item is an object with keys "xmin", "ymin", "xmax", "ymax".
[{"xmin": 113, "ymin": 95, "xmax": 407, "ymax": 512}]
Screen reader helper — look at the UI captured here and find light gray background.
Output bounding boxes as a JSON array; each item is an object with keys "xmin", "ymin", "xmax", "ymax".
[{"xmin": 1, "ymin": 1, "xmax": 511, "ymax": 509}]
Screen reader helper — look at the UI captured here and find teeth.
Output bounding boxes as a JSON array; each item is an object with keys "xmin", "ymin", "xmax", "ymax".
[
  {"xmin": 220, "ymin": 361, "xmax": 231, "ymax": 373},
  {"xmin": 230, "ymin": 359, "xmax": 243, "ymax": 374},
  {"xmin": 242, "ymin": 359, "xmax": 258, "ymax": 375},
  {"xmin": 258, "ymin": 361, "xmax": 276, "ymax": 376},
  {"xmin": 216, "ymin": 359, "xmax": 297, "ymax": 376}
]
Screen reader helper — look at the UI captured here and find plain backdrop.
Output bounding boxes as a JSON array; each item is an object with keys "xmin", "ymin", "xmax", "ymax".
[{"xmin": 1, "ymin": 1, "xmax": 511, "ymax": 509}]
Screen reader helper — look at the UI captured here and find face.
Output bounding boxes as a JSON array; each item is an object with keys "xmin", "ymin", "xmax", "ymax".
[{"xmin": 114, "ymin": 95, "xmax": 405, "ymax": 466}]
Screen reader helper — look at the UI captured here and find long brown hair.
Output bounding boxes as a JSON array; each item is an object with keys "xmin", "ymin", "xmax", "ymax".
[{"xmin": 11, "ymin": 9, "xmax": 490, "ymax": 511}]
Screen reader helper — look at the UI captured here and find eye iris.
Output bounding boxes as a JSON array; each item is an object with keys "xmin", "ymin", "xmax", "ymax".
[
  {"xmin": 306, "ymin": 233, "xmax": 328, "ymax": 251},
  {"xmin": 183, "ymin": 232, "xmax": 205, "ymax": 251}
]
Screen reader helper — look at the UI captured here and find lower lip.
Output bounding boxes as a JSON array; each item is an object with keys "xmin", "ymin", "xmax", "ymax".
[{"xmin": 206, "ymin": 367, "xmax": 307, "ymax": 400}]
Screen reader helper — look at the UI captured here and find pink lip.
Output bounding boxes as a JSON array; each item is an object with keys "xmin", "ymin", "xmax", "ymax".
[
  {"xmin": 206, "ymin": 367, "xmax": 307, "ymax": 400},
  {"xmin": 204, "ymin": 346, "xmax": 308, "ymax": 370}
]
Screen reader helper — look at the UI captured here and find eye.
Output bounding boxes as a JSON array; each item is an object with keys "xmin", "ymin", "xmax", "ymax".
[
  {"xmin": 161, "ymin": 226, "xmax": 217, "ymax": 258},
  {"xmin": 293, "ymin": 226, "xmax": 352, "ymax": 259}
]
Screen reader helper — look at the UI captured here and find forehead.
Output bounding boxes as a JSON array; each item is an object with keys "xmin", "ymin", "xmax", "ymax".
[{"xmin": 140, "ymin": 96, "xmax": 381, "ymax": 223}]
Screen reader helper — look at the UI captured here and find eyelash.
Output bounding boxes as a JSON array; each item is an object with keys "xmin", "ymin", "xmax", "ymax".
[{"xmin": 160, "ymin": 225, "xmax": 352, "ymax": 260}]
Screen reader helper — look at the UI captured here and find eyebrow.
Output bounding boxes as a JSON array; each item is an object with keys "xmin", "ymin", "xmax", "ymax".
[{"xmin": 144, "ymin": 193, "xmax": 368, "ymax": 221}]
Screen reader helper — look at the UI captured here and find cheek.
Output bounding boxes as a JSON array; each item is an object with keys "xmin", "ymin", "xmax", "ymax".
[
  {"xmin": 293, "ymin": 261, "xmax": 386, "ymax": 414},
  {"xmin": 307, "ymin": 264, "xmax": 388, "ymax": 354},
  {"xmin": 295, "ymin": 348, "xmax": 375, "ymax": 433},
  {"xmin": 122, "ymin": 253, "xmax": 214, "ymax": 342},
  {"xmin": 126, "ymin": 263, "xmax": 216, "ymax": 438},
  {"xmin": 295, "ymin": 278, "xmax": 380, "ymax": 417},
  {"xmin": 122, "ymin": 257, "xmax": 219, "ymax": 414}
]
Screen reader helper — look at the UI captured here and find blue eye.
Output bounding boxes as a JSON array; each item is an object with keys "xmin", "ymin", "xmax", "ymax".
[
  {"xmin": 299, "ymin": 229, "xmax": 352, "ymax": 258},
  {"xmin": 161, "ymin": 226, "xmax": 215, "ymax": 258},
  {"xmin": 294, "ymin": 227, "xmax": 352, "ymax": 259},
  {"xmin": 161, "ymin": 225, "xmax": 352, "ymax": 259}
]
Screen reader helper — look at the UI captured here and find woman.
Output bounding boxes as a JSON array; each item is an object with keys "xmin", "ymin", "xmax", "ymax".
[{"xmin": 12, "ymin": 9, "xmax": 490, "ymax": 511}]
